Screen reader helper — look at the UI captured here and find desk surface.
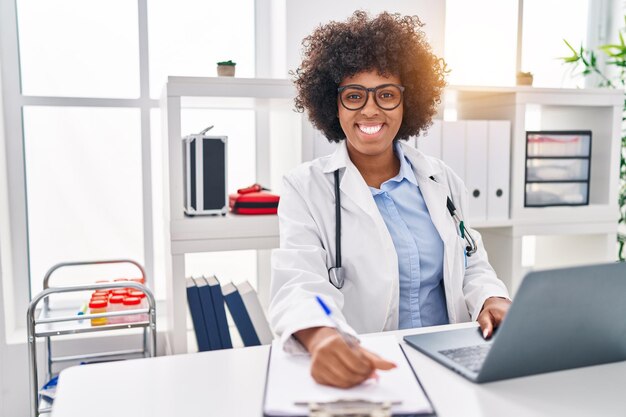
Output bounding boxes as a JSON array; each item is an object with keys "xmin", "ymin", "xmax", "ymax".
[{"xmin": 51, "ymin": 322, "xmax": 626, "ymax": 417}]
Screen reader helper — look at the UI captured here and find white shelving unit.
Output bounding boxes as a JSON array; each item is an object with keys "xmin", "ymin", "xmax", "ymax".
[
  {"xmin": 161, "ymin": 77, "xmax": 297, "ymax": 354},
  {"xmin": 162, "ymin": 78, "xmax": 623, "ymax": 354},
  {"xmin": 450, "ymin": 86, "xmax": 623, "ymax": 294}
]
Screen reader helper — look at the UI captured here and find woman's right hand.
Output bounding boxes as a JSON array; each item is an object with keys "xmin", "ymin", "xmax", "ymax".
[{"xmin": 295, "ymin": 327, "xmax": 396, "ymax": 388}]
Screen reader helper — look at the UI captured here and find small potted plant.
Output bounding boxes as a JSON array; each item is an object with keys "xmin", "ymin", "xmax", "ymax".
[
  {"xmin": 217, "ymin": 60, "xmax": 236, "ymax": 77},
  {"xmin": 516, "ymin": 71, "xmax": 534, "ymax": 86}
]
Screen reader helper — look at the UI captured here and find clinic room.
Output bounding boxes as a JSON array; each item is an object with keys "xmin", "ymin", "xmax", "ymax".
[{"xmin": 1, "ymin": 0, "xmax": 625, "ymax": 416}]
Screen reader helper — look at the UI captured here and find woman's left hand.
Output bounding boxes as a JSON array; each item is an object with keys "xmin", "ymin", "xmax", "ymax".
[{"xmin": 477, "ymin": 297, "xmax": 511, "ymax": 339}]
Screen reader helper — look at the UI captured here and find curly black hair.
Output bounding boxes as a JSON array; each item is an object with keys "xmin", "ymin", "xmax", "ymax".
[{"xmin": 293, "ymin": 10, "xmax": 447, "ymax": 142}]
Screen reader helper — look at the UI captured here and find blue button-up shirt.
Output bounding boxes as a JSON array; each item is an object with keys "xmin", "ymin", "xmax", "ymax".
[{"xmin": 369, "ymin": 143, "xmax": 449, "ymax": 329}]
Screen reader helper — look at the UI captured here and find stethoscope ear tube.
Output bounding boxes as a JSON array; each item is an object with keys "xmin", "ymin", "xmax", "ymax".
[
  {"xmin": 432, "ymin": 177, "xmax": 478, "ymax": 257},
  {"xmin": 328, "ymin": 171, "xmax": 478, "ymax": 289}
]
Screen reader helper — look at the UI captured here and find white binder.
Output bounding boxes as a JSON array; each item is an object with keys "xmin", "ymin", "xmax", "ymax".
[
  {"xmin": 236, "ymin": 281, "xmax": 274, "ymax": 345},
  {"xmin": 465, "ymin": 121, "xmax": 488, "ymax": 222},
  {"xmin": 417, "ymin": 119, "xmax": 442, "ymax": 159},
  {"xmin": 441, "ymin": 121, "xmax": 466, "ymax": 183},
  {"xmin": 487, "ymin": 121, "xmax": 511, "ymax": 221}
]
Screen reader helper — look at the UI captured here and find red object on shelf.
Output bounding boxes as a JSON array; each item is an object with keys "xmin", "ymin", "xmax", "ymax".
[
  {"xmin": 89, "ymin": 299, "xmax": 108, "ymax": 309},
  {"xmin": 229, "ymin": 190, "xmax": 280, "ymax": 215},
  {"xmin": 236, "ymin": 183, "xmax": 269, "ymax": 194},
  {"xmin": 123, "ymin": 297, "xmax": 141, "ymax": 306},
  {"xmin": 112, "ymin": 289, "xmax": 128, "ymax": 297}
]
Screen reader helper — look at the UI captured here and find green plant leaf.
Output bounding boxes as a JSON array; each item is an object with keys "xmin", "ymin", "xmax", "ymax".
[
  {"xmin": 608, "ymin": 60, "xmax": 626, "ymax": 67},
  {"xmin": 560, "ymin": 40, "xmax": 582, "ymax": 63},
  {"xmin": 599, "ymin": 44, "xmax": 626, "ymax": 57},
  {"xmin": 562, "ymin": 17, "xmax": 626, "ymax": 261},
  {"xmin": 563, "ymin": 39, "xmax": 580, "ymax": 55}
]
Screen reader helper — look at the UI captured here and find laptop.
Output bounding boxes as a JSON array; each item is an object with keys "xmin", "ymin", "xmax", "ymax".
[{"xmin": 404, "ymin": 262, "xmax": 626, "ymax": 383}]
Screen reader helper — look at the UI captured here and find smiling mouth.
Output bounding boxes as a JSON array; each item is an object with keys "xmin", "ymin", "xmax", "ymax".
[{"xmin": 357, "ymin": 124, "xmax": 383, "ymax": 135}]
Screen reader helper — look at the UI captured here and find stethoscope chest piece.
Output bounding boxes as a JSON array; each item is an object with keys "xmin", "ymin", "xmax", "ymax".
[
  {"xmin": 328, "ymin": 267, "xmax": 345, "ymax": 289},
  {"xmin": 327, "ymin": 171, "xmax": 478, "ymax": 290}
]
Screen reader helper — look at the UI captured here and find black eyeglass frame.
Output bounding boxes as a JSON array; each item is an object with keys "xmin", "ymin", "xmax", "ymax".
[{"xmin": 337, "ymin": 83, "xmax": 405, "ymax": 111}]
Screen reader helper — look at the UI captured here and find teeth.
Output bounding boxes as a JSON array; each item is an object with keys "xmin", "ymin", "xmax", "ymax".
[{"xmin": 358, "ymin": 124, "xmax": 383, "ymax": 135}]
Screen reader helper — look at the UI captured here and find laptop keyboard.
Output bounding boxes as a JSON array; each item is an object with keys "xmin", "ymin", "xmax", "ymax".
[{"xmin": 439, "ymin": 344, "xmax": 491, "ymax": 373}]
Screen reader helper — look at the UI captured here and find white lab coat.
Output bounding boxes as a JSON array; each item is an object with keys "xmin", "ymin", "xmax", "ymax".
[{"xmin": 270, "ymin": 141, "xmax": 509, "ymax": 352}]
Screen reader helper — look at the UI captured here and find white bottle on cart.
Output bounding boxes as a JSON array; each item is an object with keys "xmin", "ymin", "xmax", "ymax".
[
  {"xmin": 128, "ymin": 290, "xmax": 149, "ymax": 322},
  {"xmin": 122, "ymin": 296, "xmax": 141, "ymax": 323},
  {"xmin": 108, "ymin": 295, "xmax": 125, "ymax": 324}
]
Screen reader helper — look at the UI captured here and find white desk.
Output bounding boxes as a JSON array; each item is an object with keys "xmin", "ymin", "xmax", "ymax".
[{"xmin": 51, "ymin": 322, "xmax": 626, "ymax": 417}]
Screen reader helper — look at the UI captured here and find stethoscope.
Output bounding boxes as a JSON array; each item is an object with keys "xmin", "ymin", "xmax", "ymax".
[{"xmin": 328, "ymin": 170, "xmax": 478, "ymax": 289}]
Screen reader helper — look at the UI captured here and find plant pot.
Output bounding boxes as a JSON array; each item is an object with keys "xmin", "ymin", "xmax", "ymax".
[
  {"xmin": 217, "ymin": 65, "xmax": 236, "ymax": 77},
  {"xmin": 516, "ymin": 73, "xmax": 533, "ymax": 86}
]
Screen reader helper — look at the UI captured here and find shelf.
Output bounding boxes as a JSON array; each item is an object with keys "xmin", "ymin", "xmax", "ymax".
[
  {"xmin": 170, "ymin": 213, "xmax": 279, "ymax": 254},
  {"xmin": 35, "ymin": 306, "xmax": 150, "ymax": 337},
  {"xmin": 162, "ymin": 79, "xmax": 624, "ymax": 354},
  {"xmin": 449, "ymin": 85, "xmax": 623, "ymax": 107},
  {"xmin": 512, "ymin": 219, "xmax": 617, "ymax": 237},
  {"xmin": 472, "ymin": 220, "xmax": 514, "ymax": 229},
  {"xmin": 525, "ymin": 180, "xmax": 588, "ymax": 184},
  {"xmin": 27, "ymin": 262, "xmax": 157, "ymax": 417},
  {"xmin": 526, "ymin": 156, "xmax": 591, "ymax": 160},
  {"xmin": 171, "ymin": 213, "xmax": 278, "ymax": 241},
  {"xmin": 165, "ymin": 76, "xmax": 296, "ymax": 99},
  {"xmin": 170, "ymin": 214, "xmax": 529, "ymax": 253}
]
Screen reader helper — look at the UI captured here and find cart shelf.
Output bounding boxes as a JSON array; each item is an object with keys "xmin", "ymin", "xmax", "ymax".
[{"xmin": 27, "ymin": 259, "xmax": 157, "ymax": 417}]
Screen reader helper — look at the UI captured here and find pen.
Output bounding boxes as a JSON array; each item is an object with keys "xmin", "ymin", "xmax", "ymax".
[
  {"xmin": 76, "ymin": 302, "xmax": 88, "ymax": 316},
  {"xmin": 315, "ymin": 295, "xmax": 356, "ymax": 348},
  {"xmin": 316, "ymin": 295, "xmax": 387, "ymax": 382},
  {"xmin": 76, "ymin": 302, "xmax": 88, "ymax": 323}
]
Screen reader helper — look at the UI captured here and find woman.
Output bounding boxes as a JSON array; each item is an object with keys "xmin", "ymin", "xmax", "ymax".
[{"xmin": 269, "ymin": 10, "xmax": 511, "ymax": 388}]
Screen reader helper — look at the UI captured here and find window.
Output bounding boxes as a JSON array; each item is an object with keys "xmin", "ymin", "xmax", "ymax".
[
  {"xmin": 2, "ymin": 0, "xmax": 256, "ymax": 318},
  {"xmin": 150, "ymin": 107, "xmax": 257, "ymax": 298},
  {"xmin": 16, "ymin": 0, "xmax": 140, "ymax": 98},
  {"xmin": 445, "ymin": 0, "xmax": 518, "ymax": 86},
  {"xmin": 445, "ymin": 0, "xmax": 592, "ymax": 87},
  {"xmin": 147, "ymin": 0, "xmax": 255, "ymax": 98},
  {"xmin": 0, "ymin": 0, "xmax": 606, "ymax": 329},
  {"xmin": 22, "ymin": 106, "xmax": 144, "ymax": 295},
  {"xmin": 521, "ymin": 0, "xmax": 589, "ymax": 88}
]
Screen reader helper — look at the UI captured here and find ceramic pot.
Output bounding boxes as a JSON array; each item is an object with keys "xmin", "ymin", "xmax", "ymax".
[{"xmin": 217, "ymin": 65, "xmax": 236, "ymax": 77}]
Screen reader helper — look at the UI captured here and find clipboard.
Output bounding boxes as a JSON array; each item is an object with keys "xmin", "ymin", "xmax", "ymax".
[{"xmin": 263, "ymin": 335, "xmax": 437, "ymax": 417}]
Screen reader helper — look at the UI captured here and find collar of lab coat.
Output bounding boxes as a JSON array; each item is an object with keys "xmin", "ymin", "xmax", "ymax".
[
  {"xmin": 321, "ymin": 139, "xmax": 456, "ymax": 277},
  {"xmin": 319, "ymin": 139, "xmax": 460, "ymax": 327},
  {"xmin": 321, "ymin": 140, "xmax": 442, "ymax": 179},
  {"xmin": 320, "ymin": 138, "xmax": 451, "ymax": 227}
]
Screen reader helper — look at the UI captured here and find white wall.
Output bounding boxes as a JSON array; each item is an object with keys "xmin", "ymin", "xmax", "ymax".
[
  {"xmin": 282, "ymin": 0, "xmax": 445, "ymax": 76},
  {"xmin": 281, "ymin": 0, "xmax": 446, "ymax": 160},
  {"xmin": 0, "ymin": 48, "xmax": 7, "ymax": 417},
  {"xmin": 0, "ymin": 47, "xmax": 28, "ymax": 417}
]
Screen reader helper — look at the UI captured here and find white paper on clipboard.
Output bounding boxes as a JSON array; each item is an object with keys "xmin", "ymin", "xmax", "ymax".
[{"xmin": 263, "ymin": 334, "xmax": 434, "ymax": 416}]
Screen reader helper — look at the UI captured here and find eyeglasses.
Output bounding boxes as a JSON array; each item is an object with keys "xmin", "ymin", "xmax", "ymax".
[{"xmin": 337, "ymin": 83, "xmax": 405, "ymax": 111}]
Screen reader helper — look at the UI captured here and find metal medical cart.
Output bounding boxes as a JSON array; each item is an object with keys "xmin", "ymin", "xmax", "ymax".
[{"xmin": 27, "ymin": 259, "xmax": 157, "ymax": 417}]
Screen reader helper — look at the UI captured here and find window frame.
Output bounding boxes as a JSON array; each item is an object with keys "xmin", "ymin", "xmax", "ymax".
[
  {"xmin": 0, "ymin": 0, "xmax": 607, "ymax": 334},
  {"xmin": 0, "ymin": 0, "xmax": 157, "ymax": 332},
  {"xmin": 0, "ymin": 0, "xmax": 269, "ymax": 334}
]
